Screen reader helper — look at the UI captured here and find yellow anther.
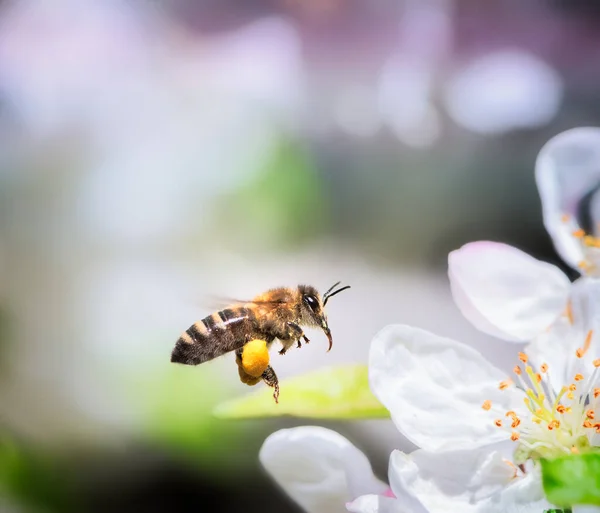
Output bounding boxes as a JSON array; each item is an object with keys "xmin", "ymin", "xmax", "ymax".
[
  {"xmin": 595, "ymin": 388, "xmax": 600, "ymax": 399},
  {"xmin": 556, "ymin": 405, "xmax": 567, "ymax": 414},
  {"xmin": 519, "ymin": 352, "xmax": 528, "ymax": 363},
  {"xmin": 532, "ymin": 417, "xmax": 542, "ymax": 424},
  {"xmin": 569, "ymin": 384, "xmax": 577, "ymax": 391},
  {"xmin": 587, "ymin": 409, "xmax": 595, "ymax": 420},
  {"xmin": 482, "ymin": 400, "xmax": 492, "ymax": 411},
  {"xmin": 578, "ymin": 260, "xmax": 590, "ymax": 270},
  {"xmin": 494, "ymin": 419, "xmax": 503, "ymax": 427},
  {"xmin": 584, "ymin": 420, "xmax": 593, "ymax": 429},
  {"xmin": 526, "ymin": 365, "xmax": 533, "ymax": 374},
  {"xmin": 548, "ymin": 420, "xmax": 560, "ymax": 430},
  {"xmin": 513, "ymin": 365, "xmax": 522, "ymax": 375},
  {"xmin": 568, "ymin": 392, "xmax": 575, "ymax": 400},
  {"xmin": 576, "ymin": 330, "xmax": 593, "ymax": 358},
  {"xmin": 511, "ymin": 417, "xmax": 521, "ymax": 428},
  {"xmin": 499, "ymin": 379, "xmax": 513, "ymax": 390},
  {"xmin": 595, "ymin": 359, "xmax": 600, "ymax": 368},
  {"xmin": 535, "ymin": 408, "xmax": 544, "ymax": 416},
  {"xmin": 540, "ymin": 363, "xmax": 548, "ymax": 373},
  {"xmin": 573, "ymin": 229, "xmax": 586, "ymax": 238},
  {"xmin": 574, "ymin": 373, "xmax": 584, "ymax": 382},
  {"xmin": 510, "ymin": 432, "xmax": 520, "ymax": 441},
  {"xmin": 584, "ymin": 235, "xmax": 597, "ymax": 246},
  {"xmin": 505, "ymin": 410, "xmax": 517, "ymax": 418},
  {"xmin": 535, "ymin": 373, "xmax": 542, "ymax": 383}
]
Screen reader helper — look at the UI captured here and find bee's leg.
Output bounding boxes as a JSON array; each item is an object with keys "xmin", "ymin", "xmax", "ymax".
[
  {"xmin": 286, "ymin": 321, "xmax": 309, "ymax": 350},
  {"xmin": 261, "ymin": 365, "xmax": 280, "ymax": 403},
  {"xmin": 278, "ymin": 338, "xmax": 295, "ymax": 355}
]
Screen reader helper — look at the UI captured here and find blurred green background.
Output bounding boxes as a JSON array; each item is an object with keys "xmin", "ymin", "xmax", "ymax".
[{"xmin": 0, "ymin": 0, "xmax": 598, "ymax": 511}]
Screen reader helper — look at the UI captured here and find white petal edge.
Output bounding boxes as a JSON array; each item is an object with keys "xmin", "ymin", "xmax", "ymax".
[
  {"xmin": 369, "ymin": 324, "xmax": 525, "ymax": 452},
  {"xmin": 573, "ymin": 507, "xmax": 600, "ymax": 513},
  {"xmin": 346, "ymin": 494, "xmax": 417, "ymax": 513},
  {"xmin": 449, "ymin": 241, "xmax": 570, "ymax": 341},
  {"xmin": 535, "ymin": 126, "xmax": 600, "ymax": 270},
  {"xmin": 388, "ymin": 448, "xmax": 551, "ymax": 513},
  {"xmin": 260, "ymin": 426, "xmax": 387, "ymax": 513}
]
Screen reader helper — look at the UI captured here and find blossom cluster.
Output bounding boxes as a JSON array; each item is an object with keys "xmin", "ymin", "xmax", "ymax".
[{"xmin": 259, "ymin": 128, "xmax": 600, "ymax": 513}]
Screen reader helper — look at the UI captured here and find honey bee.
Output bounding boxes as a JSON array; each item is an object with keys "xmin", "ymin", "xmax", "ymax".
[{"xmin": 170, "ymin": 282, "xmax": 351, "ymax": 402}]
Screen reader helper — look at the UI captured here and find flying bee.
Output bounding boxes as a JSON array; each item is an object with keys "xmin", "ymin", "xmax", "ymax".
[{"xmin": 170, "ymin": 282, "xmax": 351, "ymax": 402}]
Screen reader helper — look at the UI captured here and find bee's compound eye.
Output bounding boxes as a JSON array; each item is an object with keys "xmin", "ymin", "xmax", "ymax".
[{"xmin": 305, "ymin": 295, "xmax": 318, "ymax": 311}]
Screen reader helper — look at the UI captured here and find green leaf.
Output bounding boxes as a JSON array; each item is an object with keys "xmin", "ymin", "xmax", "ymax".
[
  {"xmin": 213, "ymin": 364, "xmax": 389, "ymax": 419},
  {"xmin": 542, "ymin": 452, "xmax": 600, "ymax": 506}
]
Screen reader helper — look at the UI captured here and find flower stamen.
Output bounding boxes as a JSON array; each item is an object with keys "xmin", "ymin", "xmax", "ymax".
[
  {"xmin": 576, "ymin": 330, "xmax": 594, "ymax": 358},
  {"xmin": 565, "ymin": 301, "xmax": 574, "ymax": 324}
]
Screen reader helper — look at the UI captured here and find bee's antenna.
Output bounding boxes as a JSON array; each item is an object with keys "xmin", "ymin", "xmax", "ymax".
[
  {"xmin": 323, "ymin": 284, "xmax": 351, "ymax": 306},
  {"xmin": 323, "ymin": 281, "xmax": 341, "ymax": 298}
]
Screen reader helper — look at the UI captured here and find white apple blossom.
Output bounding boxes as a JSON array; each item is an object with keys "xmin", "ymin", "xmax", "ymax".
[
  {"xmin": 449, "ymin": 127, "xmax": 600, "ymax": 342},
  {"xmin": 355, "ymin": 319, "xmax": 600, "ymax": 513},
  {"xmin": 259, "ymin": 128, "xmax": 600, "ymax": 513}
]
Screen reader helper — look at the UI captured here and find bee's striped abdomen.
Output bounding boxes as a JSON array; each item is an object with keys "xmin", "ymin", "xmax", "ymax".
[{"xmin": 170, "ymin": 306, "xmax": 258, "ymax": 365}]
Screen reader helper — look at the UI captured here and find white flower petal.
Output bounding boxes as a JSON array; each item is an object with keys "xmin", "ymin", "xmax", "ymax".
[
  {"xmin": 526, "ymin": 314, "xmax": 580, "ymax": 395},
  {"xmin": 346, "ymin": 494, "xmax": 415, "ymax": 513},
  {"xmin": 388, "ymin": 448, "xmax": 551, "ymax": 513},
  {"xmin": 387, "ymin": 448, "xmax": 515, "ymax": 513},
  {"xmin": 571, "ymin": 277, "xmax": 600, "ymax": 360},
  {"xmin": 481, "ymin": 469, "xmax": 552, "ymax": 513},
  {"xmin": 448, "ymin": 241, "xmax": 570, "ymax": 341},
  {"xmin": 260, "ymin": 426, "xmax": 387, "ymax": 513},
  {"xmin": 369, "ymin": 325, "xmax": 525, "ymax": 451},
  {"xmin": 528, "ymin": 276, "xmax": 600, "ymax": 392},
  {"xmin": 535, "ymin": 126, "xmax": 600, "ymax": 270}
]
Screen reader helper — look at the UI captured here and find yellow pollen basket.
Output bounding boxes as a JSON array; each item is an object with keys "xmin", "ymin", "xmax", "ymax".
[{"xmin": 241, "ymin": 339, "xmax": 270, "ymax": 377}]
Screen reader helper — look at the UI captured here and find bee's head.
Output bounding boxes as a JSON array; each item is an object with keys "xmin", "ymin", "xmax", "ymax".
[{"xmin": 298, "ymin": 282, "xmax": 350, "ymax": 351}]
